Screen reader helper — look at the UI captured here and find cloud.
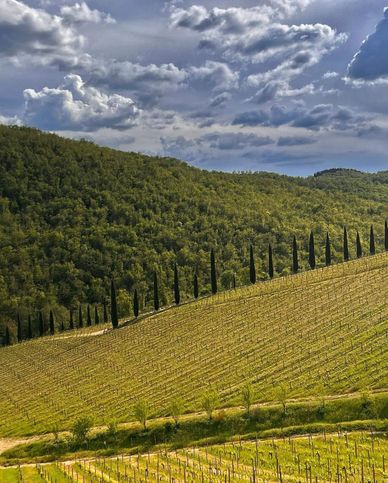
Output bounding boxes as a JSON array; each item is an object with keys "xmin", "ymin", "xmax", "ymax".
[
  {"xmin": 60, "ymin": 2, "xmax": 115, "ymax": 25},
  {"xmin": 201, "ymin": 132, "xmax": 274, "ymax": 150},
  {"xmin": 210, "ymin": 92, "xmax": 231, "ymax": 108},
  {"xmin": 23, "ymin": 74, "xmax": 140, "ymax": 131},
  {"xmin": 0, "ymin": 113, "xmax": 22, "ymax": 126},
  {"xmin": 233, "ymin": 103, "xmax": 372, "ymax": 132},
  {"xmin": 277, "ymin": 135, "xmax": 317, "ymax": 146},
  {"xmin": 189, "ymin": 61, "xmax": 239, "ymax": 92},
  {"xmin": 348, "ymin": 8, "xmax": 388, "ymax": 82},
  {"xmin": 0, "ymin": 0, "xmax": 83, "ymax": 65},
  {"xmin": 248, "ymin": 80, "xmax": 316, "ymax": 104}
]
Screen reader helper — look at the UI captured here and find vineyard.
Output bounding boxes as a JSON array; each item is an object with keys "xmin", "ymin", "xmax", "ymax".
[
  {"xmin": 0, "ymin": 252, "xmax": 387, "ymax": 438},
  {"xmin": 1, "ymin": 432, "xmax": 386, "ymax": 481}
]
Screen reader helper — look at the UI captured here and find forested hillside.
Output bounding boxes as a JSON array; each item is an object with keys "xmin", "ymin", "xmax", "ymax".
[{"xmin": 0, "ymin": 125, "xmax": 387, "ymax": 334}]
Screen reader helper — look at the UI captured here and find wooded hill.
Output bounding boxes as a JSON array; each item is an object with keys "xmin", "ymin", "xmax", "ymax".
[{"xmin": 0, "ymin": 125, "xmax": 387, "ymax": 334}]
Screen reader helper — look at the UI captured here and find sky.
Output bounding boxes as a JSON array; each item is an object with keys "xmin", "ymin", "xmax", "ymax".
[{"xmin": 1, "ymin": 1, "xmax": 388, "ymax": 175}]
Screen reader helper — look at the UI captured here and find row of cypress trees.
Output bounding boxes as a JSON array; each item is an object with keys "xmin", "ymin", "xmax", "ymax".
[{"xmin": 2, "ymin": 221, "xmax": 388, "ymax": 344}]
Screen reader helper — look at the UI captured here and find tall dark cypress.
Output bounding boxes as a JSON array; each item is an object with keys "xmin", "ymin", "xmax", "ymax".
[
  {"xmin": 249, "ymin": 245, "xmax": 256, "ymax": 284},
  {"xmin": 133, "ymin": 289, "xmax": 139, "ymax": 317},
  {"xmin": 370, "ymin": 225, "xmax": 376, "ymax": 255},
  {"xmin": 356, "ymin": 231, "xmax": 362, "ymax": 258},
  {"xmin": 153, "ymin": 272, "xmax": 160, "ymax": 311},
  {"xmin": 69, "ymin": 309, "xmax": 74, "ymax": 330},
  {"xmin": 174, "ymin": 263, "xmax": 180, "ymax": 305},
  {"xmin": 28, "ymin": 315, "xmax": 33, "ymax": 339},
  {"xmin": 232, "ymin": 273, "xmax": 236, "ymax": 289},
  {"xmin": 38, "ymin": 311, "xmax": 45, "ymax": 337},
  {"xmin": 103, "ymin": 301, "xmax": 108, "ymax": 324},
  {"xmin": 94, "ymin": 306, "xmax": 100, "ymax": 325},
  {"xmin": 292, "ymin": 236, "xmax": 299, "ymax": 274},
  {"xmin": 193, "ymin": 273, "xmax": 199, "ymax": 299},
  {"xmin": 325, "ymin": 232, "xmax": 332, "ymax": 267},
  {"xmin": 385, "ymin": 220, "xmax": 388, "ymax": 251},
  {"xmin": 78, "ymin": 305, "xmax": 83, "ymax": 328},
  {"xmin": 49, "ymin": 310, "xmax": 55, "ymax": 335},
  {"xmin": 87, "ymin": 304, "xmax": 92, "ymax": 326},
  {"xmin": 111, "ymin": 280, "xmax": 119, "ymax": 328},
  {"xmin": 308, "ymin": 231, "xmax": 316, "ymax": 269},
  {"xmin": 60, "ymin": 321, "xmax": 65, "ymax": 332},
  {"xmin": 17, "ymin": 314, "xmax": 22, "ymax": 343},
  {"xmin": 4, "ymin": 326, "xmax": 11, "ymax": 346},
  {"xmin": 268, "ymin": 243, "xmax": 274, "ymax": 278},
  {"xmin": 343, "ymin": 227, "xmax": 349, "ymax": 261},
  {"xmin": 210, "ymin": 248, "xmax": 218, "ymax": 294}
]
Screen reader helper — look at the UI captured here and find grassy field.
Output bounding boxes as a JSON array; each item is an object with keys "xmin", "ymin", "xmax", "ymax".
[
  {"xmin": 0, "ymin": 253, "xmax": 387, "ymax": 438},
  {"xmin": 1, "ymin": 431, "xmax": 386, "ymax": 481}
]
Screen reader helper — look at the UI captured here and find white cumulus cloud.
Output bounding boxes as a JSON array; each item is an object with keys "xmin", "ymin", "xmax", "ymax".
[{"xmin": 60, "ymin": 2, "xmax": 115, "ymax": 25}]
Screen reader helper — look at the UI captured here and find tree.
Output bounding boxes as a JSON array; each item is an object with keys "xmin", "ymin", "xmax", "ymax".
[
  {"xmin": 4, "ymin": 326, "xmax": 11, "ymax": 346},
  {"xmin": 94, "ymin": 306, "xmax": 100, "ymax": 325},
  {"xmin": 153, "ymin": 272, "xmax": 160, "ymax": 311},
  {"xmin": 308, "ymin": 231, "xmax": 316, "ymax": 269},
  {"xmin": 385, "ymin": 220, "xmax": 388, "ymax": 251},
  {"xmin": 210, "ymin": 248, "xmax": 217, "ymax": 295},
  {"xmin": 201, "ymin": 390, "xmax": 220, "ymax": 420},
  {"xmin": 193, "ymin": 273, "xmax": 199, "ymax": 299},
  {"xmin": 370, "ymin": 225, "xmax": 376, "ymax": 255},
  {"xmin": 356, "ymin": 231, "xmax": 362, "ymax": 258},
  {"xmin": 78, "ymin": 305, "xmax": 83, "ymax": 328},
  {"xmin": 87, "ymin": 305, "xmax": 92, "ymax": 326},
  {"xmin": 17, "ymin": 314, "xmax": 22, "ymax": 343},
  {"xmin": 275, "ymin": 385, "xmax": 288, "ymax": 415},
  {"xmin": 103, "ymin": 301, "xmax": 108, "ymax": 324},
  {"xmin": 325, "ymin": 232, "xmax": 331, "ymax": 267},
  {"xmin": 249, "ymin": 245, "xmax": 256, "ymax": 284},
  {"xmin": 241, "ymin": 383, "xmax": 255, "ymax": 416},
  {"xmin": 169, "ymin": 398, "xmax": 185, "ymax": 425},
  {"xmin": 111, "ymin": 280, "xmax": 119, "ymax": 329},
  {"xmin": 28, "ymin": 315, "xmax": 33, "ymax": 339},
  {"xmin": 232, "ymin": 273, "xmax": 236, "ymax": 289},
  {"xmin": 133, "ymin": 400, "xmax": 149, "ymax": 429},
  {"xmin": 268, "ymin": 243, "xmax": 274, "ymax": 278},
  {"xmin": 343, "ymin": 226, "xmax": 350, "ymax": 261},
  {"xmin": 69, "ymin": 309, "xmax": 74, "ymax": 330},
  {"xmin": 292, "ymin": 236, "xmax": 299, "ymax": 274},
  {"xmin": 38, "ymin": 311, "xmax": 45, "ymax": 337},
  {"xmin": 133, "ymin": 289, "xmax": 139, "ymax": 318},
  {"xmin": 49, "ymin": 310, "xmax": 55, "ymax": 335},
  {"xmin": 71, "ymin": 417, "xmax": 93, "ymax": 445},
  {"xmin": 174, "ymin": 262, "xmax": 180, "ymax": 305}
]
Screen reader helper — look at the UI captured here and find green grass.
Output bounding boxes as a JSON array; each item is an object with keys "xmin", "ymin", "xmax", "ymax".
[{"xmin": 1, "ymin": 252, "xmax": 387, "ymax": 437}]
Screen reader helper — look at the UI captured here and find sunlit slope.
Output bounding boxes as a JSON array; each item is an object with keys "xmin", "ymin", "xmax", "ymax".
[{"xmin": 1, "ymin": 254, "xmax": 387, "ymax": 437}]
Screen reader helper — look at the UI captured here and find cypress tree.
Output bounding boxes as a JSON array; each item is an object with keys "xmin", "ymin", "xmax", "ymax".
[
  {"xmin": 268, "ymin": 243, "xmax": 274, "ymax": 279},
  {"xmin": 87, "ymin": 304, "xmax": 92, "ymax": 326},
  {"xmin": 356, "ymin": 231, "xmax": 362, "ymax": 258},
  {"xmin": 4, "ymin": 326, "xmax": 11, "ymax": 346},
  {"xmin": 292, "ymin": 236, "xmax": 299, "ymax": 274},
  {"xmin": 133, "ymin": 289, "xmax": 139, "ymax": 317},
  {"xmin": 232, "ymin": 273, "xmax": 236, "ymax": 289},
  {"xmin": 210, "ymin": 249, "xmax": 217, "ymax": 294},
  {"xmin": 111, "ymin": 280, "xmax": 119, "ymax": 328},
  {"xmin": 370, "ymin": 225, "xmax": 376, "ymax": 255},
  {"xmin": 94, "ymin": 306, "xmax": 100, "ymax": 325},
  {"xmin": 60, "ymin": 321, "xmax": 65, "ymax": 332},
  {"xmin": 343, "ymin": 226, "xmax": 349, "ymax": 261},
  {"xmin": 174, "ymin": 263, "xmax": 180, "ymax": 305},
  {"xmin": 49, "ymin": 310, "xmax": 55, "ymax": 335},
  {"xmin": 193, "ymin": 273, "xmax": 199, "ymax": 299},
  {"xmin": 78, "ymin": 305, "xmax": 83, "ymax": 328},
  {"xmin": 69, "ymin": 309, "xmax": 74, "ymax": 330},
  {"xmin": 385, "ymin": 220, "xmax": 388, "ymax": 251},
  {"xmin": 308, "ymin": 231, "xmax": 316, "ymax": 269},
  {"xmin": 38, "ymin": 311, "xmax": 44, "ymax": 337},
  {"xmin": 325, "ymin": 232, "xmax": 332, "ymax": 267},
  {"xmin": 28, "ymin": 315, "xmax": 33, "ymax": 339},
  {"xmin": 17, "ymin": 314, "xmax": 22, "ymax": 343},
  {"xmin": 249, "ymin": 245, "xmax": 256, "ymax": 284},
  {"xmin": 103, "ymin": 301, "xmax": 108, "ymax": 324},
  {"xmin": 153, "ymin": 272, "xmax": 160, "ymax": 311}
]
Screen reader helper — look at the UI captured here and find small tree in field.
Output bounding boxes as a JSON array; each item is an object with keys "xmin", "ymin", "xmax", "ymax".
[
  {"xmin": 249, "ymin": 245, "xmax": 256, "ymax": 284},
  {"xmin": 356, "ymin": 231, "xmax": 362, "ymax": 258},
  {"xmin": 169, "ymin": 398, "xmax": 185, "ymax": 425},
  {"xmin": 193, "ymin": 273, "xmax": 199, "ymax": 299},
  {"xmin": 343, "ymin": 226, "xmax": 350, "ymax": 261},
  {"xmin": 275, "ymin": 385, "xmax": 288, "ymax": 415},
  {"xmin": 325, "ymin": 232, "xmax": 331, "ymax": 266},
  {"xmin": 111, "ymin": 280, "xmax": 119, "ymax": 329},
  {"xmin": 201, "ymin": 390, "xmax": 220, "ymax": 420},
  {"xmin": 134, "ymin": 400, "xmax": 150, "ymax": 429},
  {"xmin": 71, "ymin": 416, "xmax": 93, "ymax": 445},
  {"xmin": 133, "ymin": 289, "xmax": 139, "ymax": 318},
  {"xmin": 153, "ymin": 272, "xmax": 160, "ymax": 311},
  {"xmin": 308, "ymin": 231, "xmax": 316, "ymax": 269},
  {"xmin": 268, "ymin": 243, "xmax": 274, "ymax": 278},
  {"xmin": 241, "ymin": 383, "xmax": 255, "ymax": 416},
  {"xmin": 370, "ymin": 225, "xmax": 376, "ymax": 255}
]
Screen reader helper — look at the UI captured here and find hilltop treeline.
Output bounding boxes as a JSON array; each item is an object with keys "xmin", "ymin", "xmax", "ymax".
[{"xmin": 1, "ymin": 125, "xmax": 388, "ymax": 335}]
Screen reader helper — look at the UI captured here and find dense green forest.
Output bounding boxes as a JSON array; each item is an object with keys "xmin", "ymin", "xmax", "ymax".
[{"xmin": 0, "ymin": 125, "xmax": 387, "ymax": 336}]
